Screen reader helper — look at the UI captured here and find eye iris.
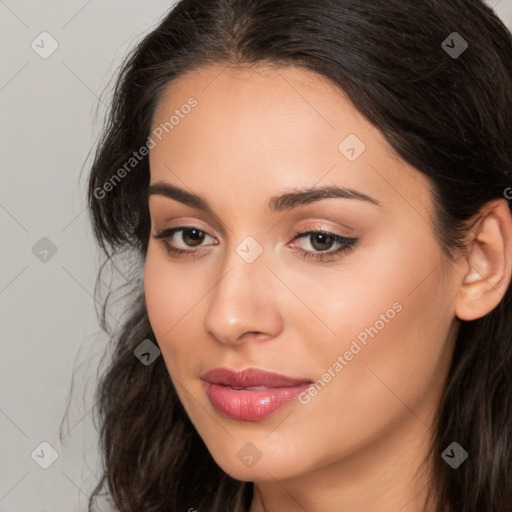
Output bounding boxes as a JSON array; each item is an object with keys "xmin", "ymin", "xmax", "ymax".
[
  {"xmin": 310, "ymin": 232, "xmax": 334, "ymax": 251},
  {"xmin": 183, "ymin": 228, "xmax": 205, "ymax": 247}
]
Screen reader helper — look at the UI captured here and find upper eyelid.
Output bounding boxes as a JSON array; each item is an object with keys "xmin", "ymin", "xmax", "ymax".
[{"xmin": 148, "ymin": 203, "xmax": 358, "ymax": 237}]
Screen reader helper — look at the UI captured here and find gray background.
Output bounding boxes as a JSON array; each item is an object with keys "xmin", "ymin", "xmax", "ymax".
[{"xmin": 1, "ymin": 1, "xmax": 511, "ymax": 511}]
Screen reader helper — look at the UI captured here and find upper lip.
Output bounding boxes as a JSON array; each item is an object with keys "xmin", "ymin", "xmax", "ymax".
[{"xmin": 201, "ymin": 367, "xmax": 312, "ymax": 388}]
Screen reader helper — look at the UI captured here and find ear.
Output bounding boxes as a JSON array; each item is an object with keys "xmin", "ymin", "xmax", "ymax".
[{"xmin": 455, "ymin": 198, "xmax": 512, "ymax": 321}]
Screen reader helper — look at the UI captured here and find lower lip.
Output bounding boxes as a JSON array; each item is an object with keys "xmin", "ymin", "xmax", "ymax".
[{"xmin": 203, "ymin": 381, "xmax": 312, "ymax": 421}]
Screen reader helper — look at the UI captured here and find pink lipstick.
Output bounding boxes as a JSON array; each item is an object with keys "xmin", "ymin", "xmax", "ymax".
[{"xmin": 201, "ymin": 367, "xmax": 313, "ymax": 421}]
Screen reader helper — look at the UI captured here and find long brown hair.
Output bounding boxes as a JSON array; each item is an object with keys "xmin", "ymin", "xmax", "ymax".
[{"xmin": 81, "ymin": 0, "xmax": 512, "ymax": 510}]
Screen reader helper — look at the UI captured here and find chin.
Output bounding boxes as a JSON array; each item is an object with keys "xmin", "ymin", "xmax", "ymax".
[{"xmin": 205, "ymin": 442, "xmax": 307, "ymax": 483}]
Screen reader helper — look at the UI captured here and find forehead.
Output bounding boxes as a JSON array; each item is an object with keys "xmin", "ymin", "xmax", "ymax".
[
  {"xmin": 148, "ymin": 64, "xmax": 432, "ymax": 216},
  {"xmin": 151, "ymin": 64, "xmax": 368, "ymax": 142}
]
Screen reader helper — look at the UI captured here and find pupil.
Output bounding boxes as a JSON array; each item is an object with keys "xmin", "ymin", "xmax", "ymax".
[{"xmin": 311, "ymin": 233, "xmax": 333, "ymax": 251}]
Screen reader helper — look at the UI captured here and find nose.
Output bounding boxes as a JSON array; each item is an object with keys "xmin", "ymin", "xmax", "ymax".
[{"xmin": 203, "ymin": 242, "xmax": 283, "ymax": 346}]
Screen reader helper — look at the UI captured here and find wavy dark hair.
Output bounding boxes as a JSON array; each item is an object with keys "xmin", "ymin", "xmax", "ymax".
[{"xmin": 82, "ymin": 0, "xmax": 512, "ymax": 510}]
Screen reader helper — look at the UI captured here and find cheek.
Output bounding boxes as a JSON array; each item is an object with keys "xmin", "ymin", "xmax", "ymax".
[
  {"xmin": 143, "ymin": 248, "xmax": 202, "ymax": 372},
  {"xmin": 316, "ymin": 224, "xmax": 441, "ymax": 340},
  {"xmin": 309, "ymin": 228, "xmax": 453, "ymax": 422}
]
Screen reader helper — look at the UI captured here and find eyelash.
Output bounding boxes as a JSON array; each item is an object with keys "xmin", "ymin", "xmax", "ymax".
[{"xmin": 153, "ymin": 225, "xmax": 359, "ymax": 262}]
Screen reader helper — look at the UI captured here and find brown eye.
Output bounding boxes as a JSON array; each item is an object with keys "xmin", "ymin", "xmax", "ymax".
[
  {"xmin": 153, "ymin": 226, "xmax": 217, "ymax": 258},
  {"xmin": 309, "ymin": 232, "xmax": 336, "ymax": 251},
  {"xmin": 291, "ymin": 228, "xmax": 359, "ymax": 262},
  {"xmin": 181, "ymin": 228, "xmax": 206, "ymax": 247}
]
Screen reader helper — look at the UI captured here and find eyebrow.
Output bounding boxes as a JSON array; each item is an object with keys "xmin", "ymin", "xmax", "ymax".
[{"xmin": 148, "ymin": 182, "xmax": 381, "ymax": 213}]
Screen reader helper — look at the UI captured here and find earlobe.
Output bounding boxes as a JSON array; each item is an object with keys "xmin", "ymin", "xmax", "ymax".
[{"xmin": 455, "ymin": 199, "xmax": 512, "ymax": 322}]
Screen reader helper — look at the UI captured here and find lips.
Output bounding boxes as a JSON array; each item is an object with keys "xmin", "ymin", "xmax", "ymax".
[
  {"xmin": 202, "ymin": 367, "xmax": 312, "ymax": 388},
  {"xmin": 201, "ymin": 367, "xmax": 313, "ymax": 421}
]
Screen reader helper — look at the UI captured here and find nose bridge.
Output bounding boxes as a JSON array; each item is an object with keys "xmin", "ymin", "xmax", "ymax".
[{"xmin": 203, "ymin": 234, "xmax": 282, "ymax": 344}]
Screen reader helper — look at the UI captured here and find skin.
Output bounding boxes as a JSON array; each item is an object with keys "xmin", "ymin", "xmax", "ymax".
[{"xmin": 143, "ymin": 64, "xmax": 512, "ymax": 512}]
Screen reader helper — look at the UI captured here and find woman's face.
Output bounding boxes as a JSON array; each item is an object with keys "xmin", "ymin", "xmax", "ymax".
[{"xmin": 144, "ymin": 64, "xmax": 460, "ymax": 484}]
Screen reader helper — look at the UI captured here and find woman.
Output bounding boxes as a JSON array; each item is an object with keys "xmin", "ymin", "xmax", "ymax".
[{"xmin": 85, "ymin": 0, "xmax": 512, "ymax": 510}]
